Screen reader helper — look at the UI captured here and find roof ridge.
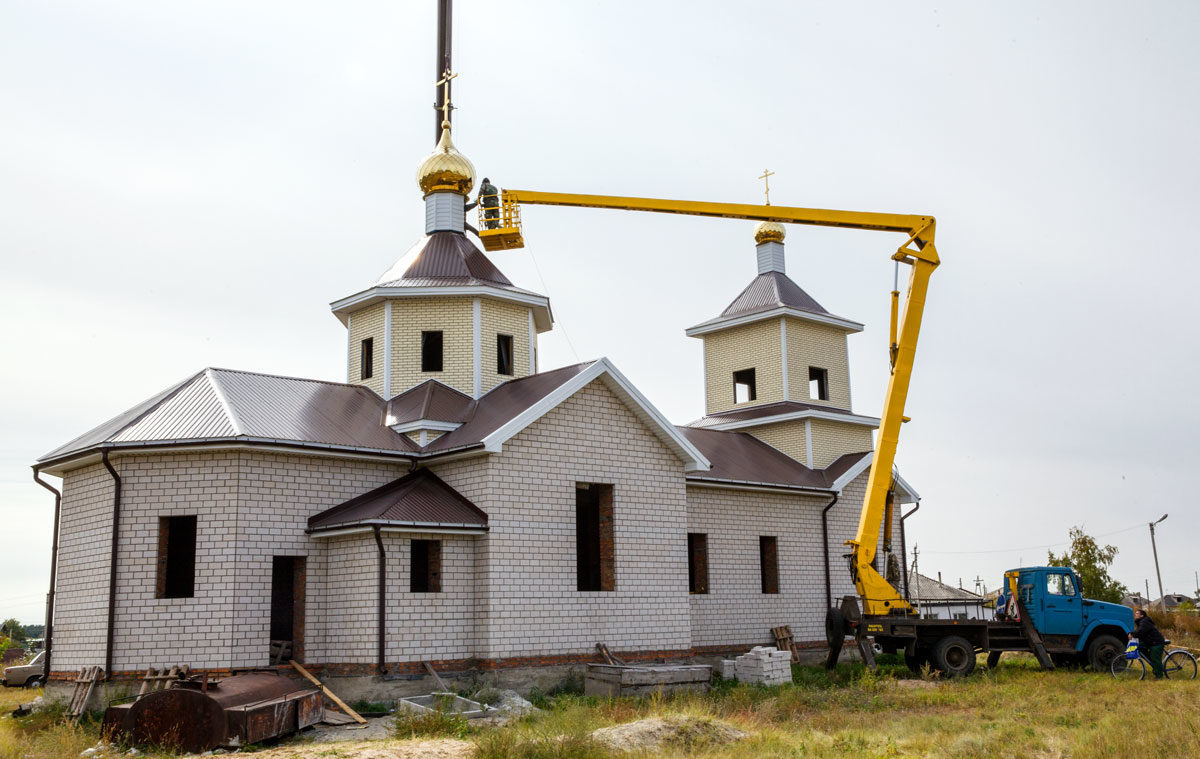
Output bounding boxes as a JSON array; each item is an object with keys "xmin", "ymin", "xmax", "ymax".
[
  {"xmin": 204, "ymin": 368, "xmax": 244, "ymax": 436},
  {"xmin": 206, "ymin": 366, "xmax": 366, "ymax": 390}
]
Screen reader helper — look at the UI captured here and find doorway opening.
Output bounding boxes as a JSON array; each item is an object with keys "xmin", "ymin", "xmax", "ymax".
[{"xmin": 270, "ymin": 556, "xmax": 305, "ymax": 664}]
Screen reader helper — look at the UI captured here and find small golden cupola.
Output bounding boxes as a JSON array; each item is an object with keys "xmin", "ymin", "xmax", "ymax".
[{"xmin": 416, "ymin": 71, "xmax": 475, "ymax": 235}]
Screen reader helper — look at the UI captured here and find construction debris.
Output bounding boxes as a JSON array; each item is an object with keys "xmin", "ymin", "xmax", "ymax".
[
  {"xmin": 584, "ymin": 663, "xmax": 712, "ymax": 697},
  {"xmin": 67, "ymin": 666, "xmax": 103, "ymax": 721},
  {"xmin": 102, "ymin": 670, "xmax": 323, "ymax": 753},
  {"xmin": 290, "ymin": 660, "xmax": 367, "ymax": 724},
  {"xmin": 722, "ymin": 646, "xmax": 793, "ymax": 686}
]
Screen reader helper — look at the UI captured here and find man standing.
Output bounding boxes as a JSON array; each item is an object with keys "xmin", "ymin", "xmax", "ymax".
[{"xmin": 1130, "ymin": 607, "xmax": 1166, "ymax": 679}]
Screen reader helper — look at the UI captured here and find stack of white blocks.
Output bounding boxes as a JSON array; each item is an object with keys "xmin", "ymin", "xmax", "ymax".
[{"xmin": 722, "ymin": 646, "xmax": 793, "ymax": 686}]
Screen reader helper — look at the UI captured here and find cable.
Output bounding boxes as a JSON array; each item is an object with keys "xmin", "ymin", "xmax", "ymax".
[
  {"xmin": 919, "ymin": 522, "xmax": 1146, "ymax": 556},
  {"xmin": 525, "ymin": 243, "xmax": 581, "ymax": 363}
]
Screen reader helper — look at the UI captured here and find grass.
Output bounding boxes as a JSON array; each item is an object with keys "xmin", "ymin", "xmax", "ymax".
[{"xmin": 5, "ymin": 654, "xmax": 1200, "ymax": 758}]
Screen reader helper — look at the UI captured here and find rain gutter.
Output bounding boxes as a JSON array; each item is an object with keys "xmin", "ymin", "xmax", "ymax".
[
  {"xmin": 373, "ymin": 526, "xmax": 386, "ymax": 677},
  {"xmin": 101, "ymin": 449, "xmax": 121, "ymax": 681},
  {"xmin": 899, "ymin": 501, "xmax": 920, "ymax": 602},
  {"xmin": 32, "ymin": 468, "xmax": 62, "ymax": 682},
  {"xmin": 821, "ymin": 492, "xmax": 839, "ymax": 610}
]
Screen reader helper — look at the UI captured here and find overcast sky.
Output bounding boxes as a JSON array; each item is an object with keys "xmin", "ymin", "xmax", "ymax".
[{"xmin": 2, "ymin": 1, "xmax": 1198, "ymax": 622}]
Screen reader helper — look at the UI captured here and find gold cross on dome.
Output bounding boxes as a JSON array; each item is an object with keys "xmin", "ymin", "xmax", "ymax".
[
  {"xmin": 437, "ymin": 68, "xmax": 458, "ymax": 123},
  {"xmin": 758, "ymin": 168, "xmax": 775, "ymax": 205}
]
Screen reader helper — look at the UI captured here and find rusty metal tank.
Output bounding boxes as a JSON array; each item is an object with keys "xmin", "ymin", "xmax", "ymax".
[{"xmin": 102, "ymin": 670, "xmax": 323, "ymax": 752}]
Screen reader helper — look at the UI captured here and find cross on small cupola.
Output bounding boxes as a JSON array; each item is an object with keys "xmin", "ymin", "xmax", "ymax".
[{"xmin": 758, "ymin": 168, "xmax": 775, "ymax": 206}]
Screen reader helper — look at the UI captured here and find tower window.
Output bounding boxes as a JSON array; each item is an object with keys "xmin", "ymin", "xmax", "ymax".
[
  {"xmin": 688, "ymin": 533, "xmax": 709, "ymax": 594},
  {"xmin": 410, "ymin": 539, "xmax": 442, "ymax": 593},
  {"xmin": 360, "ymin": 338, "xmax": 374, "ymax": 380},
  {"xmin": 809, "ymin": 367, "xmax": 828, "ymax": 401},
  {"xmin": 157, "ymin": 515, "xmax": 197, "ymax": 599},
  {"xmin": 759, "ymin": 536, "xmax": 779, "ymax": 594},
  {"xmin": 576, "ymin": 483, "xmax": 614, "ymax": 592},
  {"xmin": 497, "ymin": 334, "xmax": 514, "ymax": 375},
  {"xmin": 421, "ymin": 331, "xmax": 444, "ymax": 372},
  {"xmin": 733, "ymin": 368, "xmax": 756, "ymax": 404}
]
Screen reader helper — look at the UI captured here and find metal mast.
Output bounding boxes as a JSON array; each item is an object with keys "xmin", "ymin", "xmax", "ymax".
[{"xmin": 434, "ymin": 0, "xmax": 453, "ymax": 143}]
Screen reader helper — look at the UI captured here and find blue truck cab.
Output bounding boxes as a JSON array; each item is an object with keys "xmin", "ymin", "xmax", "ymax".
[{"xmin": 1010, "ymin": 566, "xmax": 1133, "ymax": 665}]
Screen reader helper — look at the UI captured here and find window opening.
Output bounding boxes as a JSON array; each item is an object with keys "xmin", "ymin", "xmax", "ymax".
[
  {"xmin": 497, "ymin": 334, "xmax": 514, "ymax": 375},
  {"xmin": 421, "ymin": 331, "xmax": 444, "ymax": 372},
  {"xmin": 733, "ymin": 368, "xmax": 757, "ymax": 404},
  {"xmin": 157, "ymin": 515, "xmax": 197, "ymax": 599},
  {"xmin": 410, "ymin": 539, "xmax": 442, "ymax": 593},
  {"xmin": 809, "ymin": 367, "xmax": 829, "ymax": 401},
  {"xmin": 688, "ymin": 533, "xmax": 709, "ymax": 594},
  {"xmin": 576, "ymin": 483, "xmax": 614, "ymax": 591},
  {"xmin": 360, "ymin": 338, "xmax": 374, "ymax": 380},
  {"xmin": 759, "ymin": 536, "xmax": 779, "ymax": 594}
]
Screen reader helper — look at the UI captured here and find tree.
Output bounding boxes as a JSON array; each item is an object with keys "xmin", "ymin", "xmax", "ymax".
[
  {"xmin": 0, "ymin": 618, "xmax": 23, "ymax": 642},
  {"xmin": 1047, "ymin": 526, "xmax": 1128, "ymax": 604}
]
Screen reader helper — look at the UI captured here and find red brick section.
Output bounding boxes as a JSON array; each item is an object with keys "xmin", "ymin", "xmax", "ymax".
[
  {"xmin": 597, "ymin": 485, "xmax": 614, "ymax": 592},
  {"xmin": 48, "ymin": 640, "xmax": 831, "ymax": 682}
]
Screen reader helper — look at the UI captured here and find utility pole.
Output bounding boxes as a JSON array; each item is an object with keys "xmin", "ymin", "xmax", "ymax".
[
  {"xmin": 1145, "ymin": 579, "xmax": 1151, "ymax": 605},
  {"xmin": 1149, "ymin": 514, "xmax": 1168, "ymax": 612},
  {"xmin": 434, "ymin": 0, "xmax": 453, "ymax": 142}
]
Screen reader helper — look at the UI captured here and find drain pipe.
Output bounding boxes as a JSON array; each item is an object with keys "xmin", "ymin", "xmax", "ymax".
[
  {"xmin": 101, "ymin": 450, "xmax": 122, "ymax": 681},
  {"xmin": 821, "ymin": 491, "xmax": 839, "ymax": 610},
  {"xmin": 32, "ymin": 468, "xmax": 62, "ymax": 683},
  {"xmin": 899, "ymin": 501, "xmax": 920, "ymax": 602},
  {"xmin": 373, "ymin": 526, "xmax": 386, "ymax": 677}
]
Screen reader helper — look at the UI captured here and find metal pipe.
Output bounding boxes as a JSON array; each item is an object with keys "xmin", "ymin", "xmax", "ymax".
[
  {"xmin": 899, "ymin": 501, "xmax": 920, "ymax": 602},
  {"xmin": 434, "ymin": 0, "xmax": 452, "ymax": 142},
  {"xmin": 821, "ymin": 492, "xmax": 839, "ymax": 610},
  {"xmin": 101, "ymin": 450, "xmax": 122, "ymax": 681},
  {"xmin": 32, "ymin": 468, "xmax": 62, "ymax": 682},
  {"xmin": 373, "ymin": 526, "xmax": 386, "ymax": 676}
]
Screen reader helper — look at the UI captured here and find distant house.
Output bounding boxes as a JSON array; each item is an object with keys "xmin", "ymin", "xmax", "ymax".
[
  {"xmin": 908, "ymin": 571, "xmax": 984, "ymax": 620},
  {"xmin": 1152, "ymin": 594, "xmax": 1195, "ymax": 612},
  {"xmin": 1121, "ymin": 593, "xmax": 1151, "ymax": 609}
]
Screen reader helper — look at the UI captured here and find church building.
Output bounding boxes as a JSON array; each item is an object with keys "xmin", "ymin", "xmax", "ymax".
[{"xmin": 34, "ymin": 98, "xmax": 918, "ymax": 695}]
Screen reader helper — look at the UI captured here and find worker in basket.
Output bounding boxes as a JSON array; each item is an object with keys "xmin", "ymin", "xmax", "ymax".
[
  {"xmin": 1130, "ymin": 607, "xmax": 1166, "ymax": 679},
  {"xmin": 478, "ymin": 177, "xmax": 500, "ymax": 229}
]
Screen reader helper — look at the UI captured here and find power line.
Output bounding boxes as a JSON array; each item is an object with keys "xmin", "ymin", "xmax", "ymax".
[{"xmin": 919, "ymin": 522, "xmax": 1145, "ymax": 556}]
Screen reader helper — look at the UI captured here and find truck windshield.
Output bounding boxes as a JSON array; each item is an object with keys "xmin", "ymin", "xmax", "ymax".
[{"xmin": 1046, "ymin": 574, "xmax": 1076, "ymax": 596}]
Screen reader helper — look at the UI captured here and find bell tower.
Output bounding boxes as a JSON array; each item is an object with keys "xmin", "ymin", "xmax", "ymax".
[
  {"xmin": 685, "ymin": 223, "xmax": 878, "ymax": 468},
  {"xmin": 329, "ymin": 70, "xmax": 552, "ymax": 402}
]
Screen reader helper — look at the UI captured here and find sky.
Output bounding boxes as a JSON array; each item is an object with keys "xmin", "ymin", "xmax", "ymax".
[{"xmin": 2, "ymin": 1, "xmax": 1199, "ymax": 623}]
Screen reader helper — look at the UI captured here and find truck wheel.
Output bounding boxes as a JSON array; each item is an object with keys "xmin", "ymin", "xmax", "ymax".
[
  {"xmin": 1087, "ymin": 634, "xmax": 1123, "ymax": 672},
  {"xmin": 931, "ymin": 636, "xmax": 976, "ymax": 678}
]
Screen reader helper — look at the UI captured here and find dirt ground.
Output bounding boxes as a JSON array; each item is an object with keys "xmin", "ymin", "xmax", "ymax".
[{"xmin": 244, "ymin": 738, "xmax": 475, "ymax": 759}]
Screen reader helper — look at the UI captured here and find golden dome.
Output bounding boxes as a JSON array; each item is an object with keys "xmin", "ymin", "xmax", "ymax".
[
  {"xmin": 416, "ymin": 121, "xmax": 475, "ymax": 196},
  {"xmin": 755, "ymin": 221, "xmax": 786, "ymax": 244}
]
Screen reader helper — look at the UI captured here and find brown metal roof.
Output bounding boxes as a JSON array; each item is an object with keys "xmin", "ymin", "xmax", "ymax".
[
  {"xmin": 679, "ymin": 427, "xmax": 828, "ymax": 489},
  {"xmin": 39, "ymin": 368, "xmax": 418, "ymax": 465},
  {"xmin": 688, "ymin": 400, "xmax": 859, "ymax": 428},
  {"xmin": 720, "ymin": 271, "xmax": 829, "ymax": 319},
  {"xmin": 308, "ymin": 468, "xmax": 487, "ymax": 531},
  {"xmin": 375, "ymin": 232, "xmax": 515, "ymax": 288},
  {"xmin": 385, "ymin": 380, "xmax": 476, "ymax": 425},
  {"xmin": 421, "ymin": 361, "xmax": 597, "ymax": 452}
]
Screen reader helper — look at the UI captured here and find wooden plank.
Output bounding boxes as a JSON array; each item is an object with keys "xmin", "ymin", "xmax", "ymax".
[
  {"xmin": 423, "ymin": 661, "xmax": 450, "ymax": 691},
  {"xmin": 289, "ymin": 660, "xmax": 367, "ymax": 725},
  {"xmin": 137, "ymin": 668, "xmax": 156, "ymax": 700},
  {"xmin": 321, "ymin": 711, "xmax": 357, "ymax": 725},
  {"xmin": 596, "ymin": 643, "xmax": 625, "ymax": 666}
]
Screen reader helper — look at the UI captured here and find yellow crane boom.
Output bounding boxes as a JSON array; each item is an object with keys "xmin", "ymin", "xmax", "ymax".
[{"xmin": 479, "ymin": 189, "xmax": 939, "ymax": 616}]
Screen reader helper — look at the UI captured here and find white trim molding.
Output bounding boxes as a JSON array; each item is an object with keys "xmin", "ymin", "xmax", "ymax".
[
  {"xmin": 828, "ymin": 451, "xmax": 920, "ymax": 504},
  {"xmin": 345, "ymin": 312, "xmax": 353, "ymax": 383},
  {"xmin": 804, "ymin": 419, "xmax": 813, "ymax": 469},
  {"xmin": 331, "ymin": 286, "xmax": 553, "ymax": 332},
  {"xmin": 702, "ymin": 407, "xmax": 881, "ymax": 432},
  {"xmin": 685, "ymin": 305, "xmax": 863, "ymax": 337},
  {"xmin": 383, "ymin": 300, "xmax": 393, "ymax": 399},
  {"xmin": 389, "ymin": 419, "xmax": 463, "ymax": 435},
  {"xmin": 472, "ymin": 297, "xmax": 482, "ymax": 397},
  {"xmin": 527, "ymin": 309, "xmax": 535, "ymax": 375},
  {"xmin": 780, "ymin": 317, "xmax": 789, "ymax": 402},
  {"xmin": 479, "ymin": 357, "xmax": 711, "ymax": 472}
]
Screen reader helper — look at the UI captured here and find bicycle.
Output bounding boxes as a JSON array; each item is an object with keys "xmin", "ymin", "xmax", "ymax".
[{"xmin": 1111, "ymin": 639, "xmax": 1198, "ymax": 680}]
